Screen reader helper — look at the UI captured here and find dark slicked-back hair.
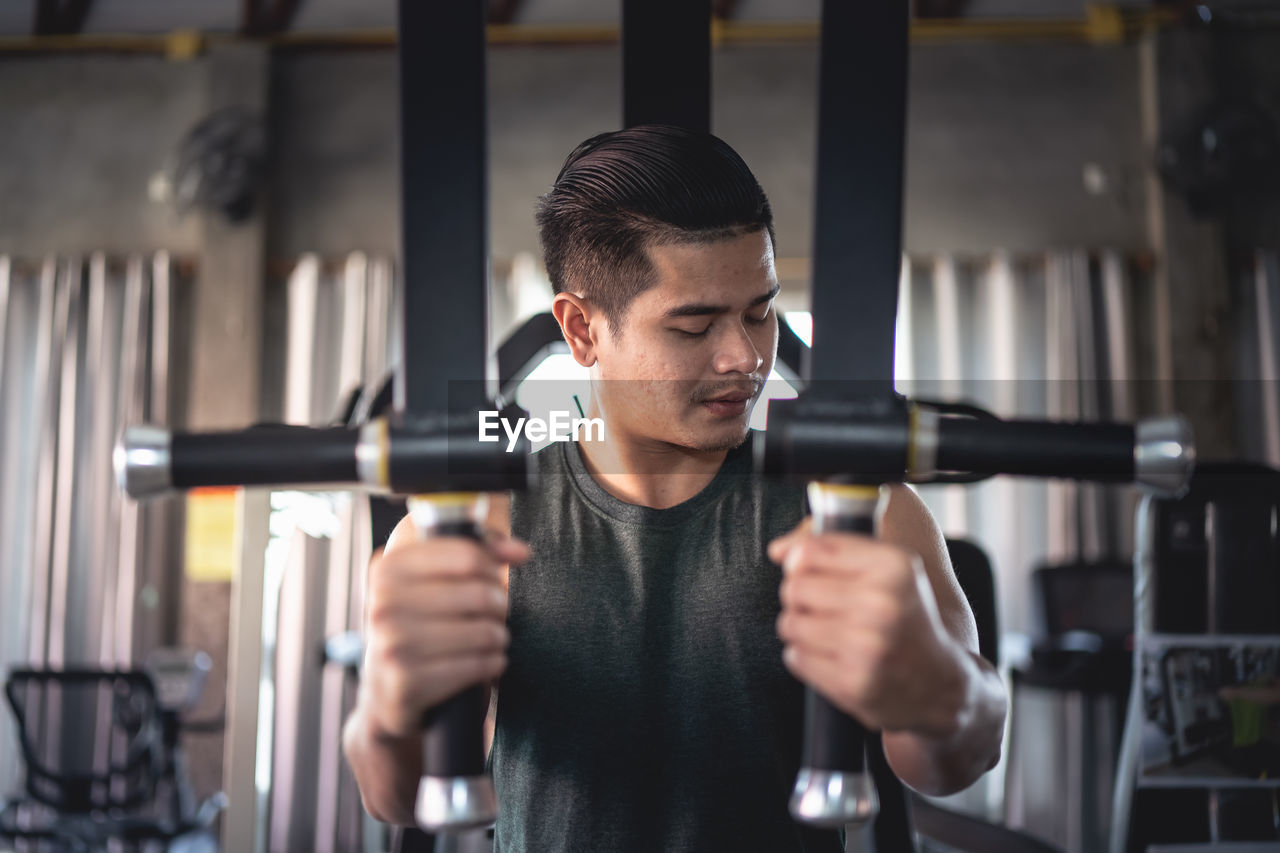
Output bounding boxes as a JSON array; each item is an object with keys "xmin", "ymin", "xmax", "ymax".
[{"xmin": 536, "ymin": 125, "xmax": 775, "ymax": 334}]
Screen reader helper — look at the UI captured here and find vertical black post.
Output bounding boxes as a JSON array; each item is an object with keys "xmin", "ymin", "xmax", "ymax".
[
  {"xmin": 805, "ymin": 0, "xmax": 909, "ymax": 393},
  {"xmin": 396, "ymin": 0, "xmax": 490, "ymax": 418},
  {"xmin": 622, "ymin": 0, "xmax": 712, "ymax": 132},
  {"xmin": 801, "ymin": 2, "xmax": 914, "ymax": 849}
]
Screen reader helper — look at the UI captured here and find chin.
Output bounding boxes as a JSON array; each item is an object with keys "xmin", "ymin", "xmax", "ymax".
[{"xmin": 683, "ymin": 422, "xmax": 751, "ymax": 453}]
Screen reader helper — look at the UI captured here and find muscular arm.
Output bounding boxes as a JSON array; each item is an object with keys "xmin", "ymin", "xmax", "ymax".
[{"xmin": 877, "ymin": 485, "xmax": 1007, "ymax": 796}]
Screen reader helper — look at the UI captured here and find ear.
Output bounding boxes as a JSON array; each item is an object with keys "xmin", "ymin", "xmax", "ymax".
[{"xmin": 552, "ymin": 292, "xmax": 598, "ymax": 367}]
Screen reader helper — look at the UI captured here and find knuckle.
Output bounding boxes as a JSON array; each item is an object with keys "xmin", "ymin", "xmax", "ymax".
[
  {"xmin": 489, "ymin": 622, "xmax": 511, "ymax": 648},
  {"xmin": 793, "ymin": 539, "xmax": 818, "ymax": 567},
  {"xmin": 442, "ymin": 540, "xmax": 489, "ymax": 576},
  {"xmin": 464, "ymin": 655, "xmax": 491, "ymax": 681},
  {"xmin": 366, "ymin": 633, "xmax": 398, "ymax": 670},
  {"xmin": 365, "ymin": 583, "xmax": 393, "ymax": 625},
  {"xmin": 485, "ymin": 653, "xmax": 508, "ymax": 677},
  {"xmin": 380, "ymin": 664, "xmax": 412, "ymax": 711},
  {"xmin": 464, "ymin": 582, "xmax": 495, "ymax": 612},
  {"xmin": 386, "ymin": 635, "xmax": 421, "ymax": 663}
]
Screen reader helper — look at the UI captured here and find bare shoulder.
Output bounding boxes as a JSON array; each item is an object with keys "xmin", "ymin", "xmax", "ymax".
[
  {"xmin": 879, "ymin": 484, "xmax": 948, "ymax": 567},
  {"xmin": 880, "ymin": 484, "xmax": 978, "ymax": 651}
]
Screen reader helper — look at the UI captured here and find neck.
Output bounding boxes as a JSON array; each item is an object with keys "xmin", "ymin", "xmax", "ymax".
[{"xmin": 576, "ymin": 401, "xmax": 729, "ymax": 510}]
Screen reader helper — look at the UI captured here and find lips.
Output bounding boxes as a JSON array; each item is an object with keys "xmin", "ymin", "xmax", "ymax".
[
  {"xmin": 702, "ymin": 385, "xmax": 759, "ymax": 404},
  {"xmin": 701, "ymin": 387, "xmax": 758, "ymax": 417}
]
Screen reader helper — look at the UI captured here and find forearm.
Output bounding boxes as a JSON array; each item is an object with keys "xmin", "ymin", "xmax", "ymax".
[
  {"xmin": 882, "ymin": 648, "xmax": 1007, "ymax": 796},
  {"xmin": 342, "ymin": 707, "xmax": 423, "ymax": 826}
]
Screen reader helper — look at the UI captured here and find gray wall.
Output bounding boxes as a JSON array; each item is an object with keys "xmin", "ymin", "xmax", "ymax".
[
  {"xmin": 0, "ymin": 55, "xmax": 206, "ymax": 256},
  {"xmin": 1, "ymin": 40, "xmax": 1149, "ymax": 263},
  {"xmin": 263, "ymin": 41, "xmax": 1148, "ymax": 265}
]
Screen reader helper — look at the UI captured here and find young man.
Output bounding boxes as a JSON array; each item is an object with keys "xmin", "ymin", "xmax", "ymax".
[{"xmin": 342, "ymin": 125, "xmax": 1007, "ymax": 851}]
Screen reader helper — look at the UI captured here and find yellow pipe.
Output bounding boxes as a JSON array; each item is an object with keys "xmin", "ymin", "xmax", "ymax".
[{"xmin": 0, "ymin": 8, "xmax": 1194, "ymax": 56}]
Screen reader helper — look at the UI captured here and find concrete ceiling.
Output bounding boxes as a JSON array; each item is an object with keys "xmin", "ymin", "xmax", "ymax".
[{"xmin": 1, "ymin": 0, "xmax": 1179, "ymax": 38}]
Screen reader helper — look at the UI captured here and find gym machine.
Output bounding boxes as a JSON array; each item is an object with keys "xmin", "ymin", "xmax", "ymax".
[
  {"xmin": 748, "ymin": 2, "xmax": 1193, "ymax": 850},
  {"xmin": 117, "ymin": 0, "xmax": 529, "ymax": 841},
  {"xmin": 112, "ymin": 3, "xmax": 1198, "ymax": 853}
]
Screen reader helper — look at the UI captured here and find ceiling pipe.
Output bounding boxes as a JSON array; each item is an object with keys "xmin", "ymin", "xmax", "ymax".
[{"xmin": 0, "ymin": 9, "xmax": 1211, "ymax": 56}]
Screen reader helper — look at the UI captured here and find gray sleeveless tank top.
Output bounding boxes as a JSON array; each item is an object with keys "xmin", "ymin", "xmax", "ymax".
[{"xmin": 494, "ymin": 437, "xmax": 844, "ymax": 852}]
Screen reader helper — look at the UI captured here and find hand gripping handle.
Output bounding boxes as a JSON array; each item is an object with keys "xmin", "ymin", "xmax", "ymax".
[
  {"xmin": 789, "ymin": 482, "xmax": 883, "ymax": 827},
  {"xmin": 407, "ymin": 493, "xmax": 499, "ymax": 832}
]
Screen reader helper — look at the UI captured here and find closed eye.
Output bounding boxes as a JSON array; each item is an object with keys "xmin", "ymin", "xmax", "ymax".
[{"xmin": 672, "ymin": 326, "xmax": 712, "ymax": 338}]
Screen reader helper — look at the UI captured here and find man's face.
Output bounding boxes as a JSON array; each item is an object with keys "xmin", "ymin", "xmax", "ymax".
[{"xmin": 591, "ymin": 229, "xmax": 779, "ymax": 453}]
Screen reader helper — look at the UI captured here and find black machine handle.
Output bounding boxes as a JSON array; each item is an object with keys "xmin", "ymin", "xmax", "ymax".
[
  {"xmin": 934, "ymin": 418, "xmax": 1135, "ymax": 481},
  {"xmin": 759, "ymin": 395, "xmax": 1195, "ymax": 497},
  {"xmin": 789, "ymin": 483, "xmax": 884, "ymax": 826},
  {"xmin": 407, "ymin": 494, "xmax": 499, "ymax": 833},
  {"xmin": 115, "ymin": 414, "xmax": 531, "ymax": 499},
  {"xmin": 759, "ymin": 395, "xmax": 1196, "ymax": 832}
]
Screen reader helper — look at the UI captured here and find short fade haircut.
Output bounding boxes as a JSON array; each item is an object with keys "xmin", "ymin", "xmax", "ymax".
[{"xmin": 536, "ymin": 124, "xmax": 775, "ymax": 334}]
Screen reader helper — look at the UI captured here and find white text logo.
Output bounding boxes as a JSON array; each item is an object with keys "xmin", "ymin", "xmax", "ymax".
[{"xmin": 478, "ymin": 410, "xmax": 605, "ymax": 452}]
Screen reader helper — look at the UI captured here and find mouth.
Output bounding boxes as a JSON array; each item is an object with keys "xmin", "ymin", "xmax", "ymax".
[{"xmin": 700, "ymin": 387, "xmax": 759, "ymax": 418}]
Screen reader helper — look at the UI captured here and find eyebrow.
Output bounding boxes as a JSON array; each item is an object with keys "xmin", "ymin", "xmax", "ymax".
[{"xmin": 664, "ymin": 284, "xmax": 781, "ymax": 319}]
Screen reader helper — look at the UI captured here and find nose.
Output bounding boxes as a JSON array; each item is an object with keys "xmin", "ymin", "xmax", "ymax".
[{"xmin": 713, "ymin": 323, "xmax": 764, "ymax": 375}]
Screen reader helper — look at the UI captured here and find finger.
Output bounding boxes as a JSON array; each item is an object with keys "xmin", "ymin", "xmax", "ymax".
[
  {"xmin": 776, "ymin": 610, "xmax": 848, "ymax": 657},
  {"xmin": 779, "ymin": 575, "xmax": 903, "ymax": 628},
  {"xmin": 779, "ymin": 572, "xmax": 849, "ymax": 615},
  {"xmin": 417, "ymin": 653, "xmax": 507, "ymax": 713},
  {"xmin": 780, "ymin": 534, "xmax": 900, "ymax": 578},
  {"xmin": 370, "ymin": 652, "xmax": 508, "ymax": 737},
  {"xmin": 780, "ymin": 570, "xmax": 891, "ymax": 615},
  {"xmin": 374, "ymin": 618, "xmax": 510, "ymax": 664},
  {"xmin": 486, "ymin": 535, "xmax": 531, "ymax": 565},
  {"xmin": 369, "ymin": 578, "xmax": 507, "ymax": 623},
  {"xmin": 766, "ymin": 518, "xmax": 813, "ymax": 562},
  {"xmin": 378, "ymin": 538, "xmax": 503, "ymax": 582},
  {"xmin": 781, "ymin": 645, "xmax": 867, "ymax": 721}
]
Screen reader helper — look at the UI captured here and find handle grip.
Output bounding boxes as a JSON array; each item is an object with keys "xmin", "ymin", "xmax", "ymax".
[
  {"xmin": 407, "ymin": 495, "xmax": 499, "ymax": 832},
  {"xmin": 789, "ymin": 483, "xmax": 881, "ymax": 827}
]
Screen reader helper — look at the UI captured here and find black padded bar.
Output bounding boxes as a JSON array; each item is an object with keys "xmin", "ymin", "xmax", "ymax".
[
  {"xmin": 622, "ymin": 0, "xmax": 711, "ymax": 132},
  {"xmin": 170, "ymin": 427, "xmax": 359, "ymax": 489},
  {"xmin": 805, "ymin": 0, "xmax": 909, "ymax": 389},
  {"xmin": 395, "ymin": 0, "xmax": 489, "ymax": 417},
  {"xmin": 935, "ymin": 419, "xmax": 1136, "ymax": 481}
]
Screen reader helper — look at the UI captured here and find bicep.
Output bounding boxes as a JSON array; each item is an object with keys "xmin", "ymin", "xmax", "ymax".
[{"xmin": 880, "ymin": 484, "xmax": 979, "ymax": 655}]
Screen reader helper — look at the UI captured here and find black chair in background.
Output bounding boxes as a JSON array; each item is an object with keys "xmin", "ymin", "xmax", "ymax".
[{"xmin": 0, "ymin": 664, "xmax": 224, "ymax": 852}]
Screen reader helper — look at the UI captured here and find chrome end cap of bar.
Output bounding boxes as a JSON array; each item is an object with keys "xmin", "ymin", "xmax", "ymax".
[
  {"xmin": 1134, "ymin": 415, "xmax": 1195, "ymax": 497},
  {"xmin": 415, "ymin": 775, "xmax": 498, "ymax": 832},
  {"xmin": 789, "ymin": 768, "xmax": 879, "ymax": 827},
  {"xmin": 114, "ymin": 425, "xmax": 173, "ymax": 498}
]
